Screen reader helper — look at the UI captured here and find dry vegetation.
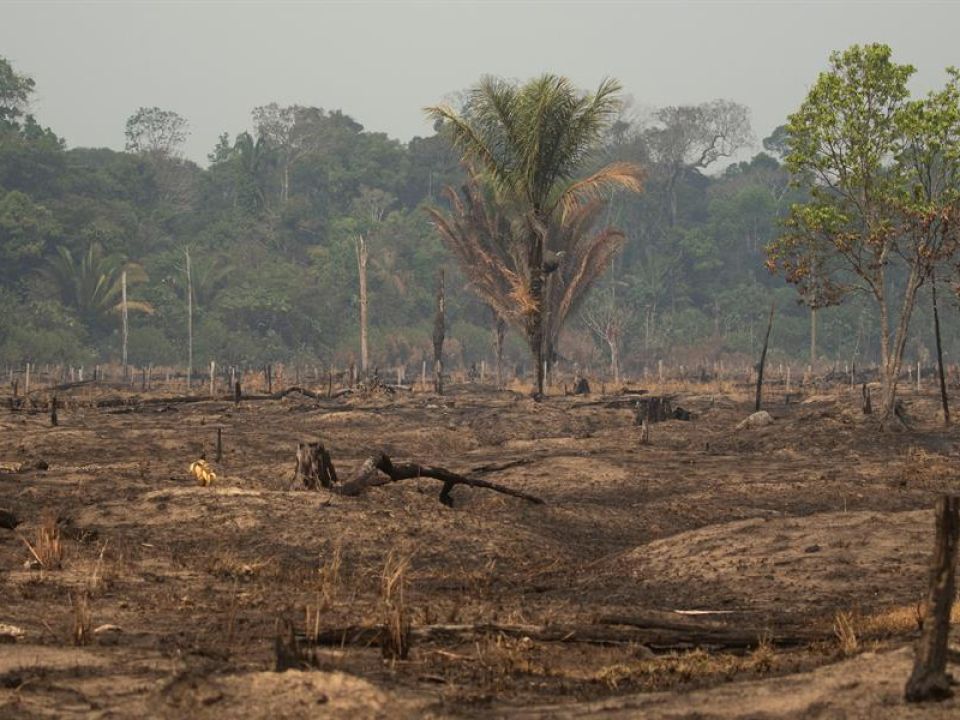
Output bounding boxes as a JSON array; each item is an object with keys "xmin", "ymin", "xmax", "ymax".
[{"xmin": 2, "ymin": 375, "xmax": 960, "ymax": 718}]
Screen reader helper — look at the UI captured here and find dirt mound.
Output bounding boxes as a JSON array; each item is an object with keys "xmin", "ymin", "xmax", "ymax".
[
  {"xmin": 160, "ymin": 669, "xmax": 426, "ymax": 719},
  {"xmin": 610, "ymin": 510, "xmax": 931, "ymax": 617}
]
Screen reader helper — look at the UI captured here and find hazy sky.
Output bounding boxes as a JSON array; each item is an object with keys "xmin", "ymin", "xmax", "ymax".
[{"xmin": 3, "ymin": 1, "xmax": 960, "ymax": 165}]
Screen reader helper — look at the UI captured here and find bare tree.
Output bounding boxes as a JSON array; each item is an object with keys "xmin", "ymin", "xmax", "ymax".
[
  {"xmin": 185, "ymin": 248, "xmax": 192, "ymax": 390},
  {"xmin": 251, "ymin": 104, "xmax": 326, "ymax": 206},
  {"xmin": 582, "ymin": 284, "xmax": 633, "ymax": 384},
  {"xmin": 643, "ymin": 100, "xmax": 752, "ymax": 226},
  {"xmin": 125, "ymin": 107, "xmax": 193, "ymax": 207},
  {"xmin": 355, "ymin": 234, "xmax": 369, "ymax": 374},
  {"xmin": 350, "ymin": 187, "xmax": 395, "ymax": 375},
  {"xmin": 125, "ymin": 107, "xmax": 188, "ymax": 158}
]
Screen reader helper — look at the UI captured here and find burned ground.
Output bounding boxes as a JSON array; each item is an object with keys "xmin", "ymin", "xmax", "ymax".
[{"xmin": 1, "ymin": 380, "xmax": 959, "ymax": 718}]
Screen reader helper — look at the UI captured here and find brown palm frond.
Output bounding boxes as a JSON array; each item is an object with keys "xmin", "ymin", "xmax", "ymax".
[
  {"xmin": 556, "ymin": 162, "xmax": 645, "ymax": 220},
  {"xmin": 425, "ymin": 183, "xmax": 527, "ymax": 324},
  {"xmin": 554, "ymin": 227, "xmax": 626, "ymax": 328}
]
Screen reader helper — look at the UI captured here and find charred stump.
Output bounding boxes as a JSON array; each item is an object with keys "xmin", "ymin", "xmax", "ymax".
[
  {"xmin": 905, "ymin": 494, "xmax": 959, "ymax": 702},
  {"xmin": 294, "ymin": 441, "xmax": 338, "ymax": 490},
  {"xmin": 635, "ymin": 396, "xmax": 672, "ymax": 425}
]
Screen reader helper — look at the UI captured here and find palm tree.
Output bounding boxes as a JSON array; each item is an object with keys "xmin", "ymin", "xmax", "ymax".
[
  {"xmin": 426, "ymin": 74, "xmax": 643, "ymax": 395},
  {"xmin": 42, "ymin": 243, "xmax": 153, "ymax": 334}
]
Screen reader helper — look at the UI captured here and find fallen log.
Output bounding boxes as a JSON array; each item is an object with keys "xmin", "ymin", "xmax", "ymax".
[
  {"xmin": 26, "ymin": 379, "xmax": 96, "ymax": 395},
  {"xmin": 596, "ymin": 613, "xmax": 819, "ymax": 648},
  {"xmin": 302, "ymin": 618, "xmax": 822, "ymax": 651},
  {"xmin": 572, "ymin": 393, "xmax": 654, "ymax": 410},
  {"xmin": 332, "ymin": 452, "xmax": 544, "ymax": 507},
  {"xmin": 468, "ymin": 458, "xmax": 535, "ymax": 475}
]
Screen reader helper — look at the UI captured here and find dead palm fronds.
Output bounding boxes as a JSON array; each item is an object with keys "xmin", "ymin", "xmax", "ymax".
[{"xmin": 427, "ymin": 179, "xmax": 632, "ymax": 363}]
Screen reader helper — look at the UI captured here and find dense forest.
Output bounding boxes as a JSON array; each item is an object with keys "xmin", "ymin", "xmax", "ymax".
[{"xmin": 1, "ymin": 53, "xmax": 957, "ymax": 379}]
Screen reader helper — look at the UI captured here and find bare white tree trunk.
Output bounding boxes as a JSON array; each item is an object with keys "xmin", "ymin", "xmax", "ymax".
[
  {"xmin": 355, "ymin": 235, "xmax": 369, "ymax": 374},
  {"xmin": 185, "ymin": 248, "xmax": 193, "ymax": 390},
  {"xmin": 121, "ymin": 270, "xmax": 129, "ymax": 381}
]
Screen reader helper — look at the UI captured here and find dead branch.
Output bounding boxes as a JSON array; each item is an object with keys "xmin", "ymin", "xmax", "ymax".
[{"xmin": 330, "ymin": 451, "xmax": 543, "ymax": 507}]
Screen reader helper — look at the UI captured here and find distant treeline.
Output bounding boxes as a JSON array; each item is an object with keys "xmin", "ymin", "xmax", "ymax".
[{"xmin": 1, "ymin": 55, "xmax": 955, "ymax": 377}]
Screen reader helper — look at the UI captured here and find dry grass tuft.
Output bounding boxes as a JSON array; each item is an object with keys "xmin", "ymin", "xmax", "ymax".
[
  {"xmin": 833, "ymin": 610, "xmax": 859, "ymax": 656},
  {"xmin": 853, "ymin": 601, "xmax": 960, "ymax": 639},
  {"xmin": 750, "ymin": 631, "xmax": 776, "ymax": 672},
  {"xmin": 380, "ymin": 550, "xmax": 411, "ymax": 661},
  {"xmin": 88, "ymin": 540, "xmax": 109, "ymax": 593},
  {"xmin": 898, "ymin": 446, "xmax": 955, "ymax": 486},
  {"xmin": 20, "ymin": 513, "xmax": 64, "ymax": 571},
  {"xmin": 72, "ymin": 591, "xmax": 91, "ymax": 645},
  {"xmin": 592, "ymin": 645, "xmax": 780, "ymax": 692},
  {"xmin": 304, "ymin": 541, "xmax": 344, "ymax": 643}
]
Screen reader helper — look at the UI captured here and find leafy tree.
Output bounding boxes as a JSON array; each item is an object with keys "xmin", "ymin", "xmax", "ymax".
[
  {"xmin": 0, "ymin": 55, "xmax": 36, "ymax": 127},
  {"xmin": 767, "ymin": 44, "xmax": 960, "ymax": 423},
  {"xmin": 427, "ymin": 74, "xmax": 644, "ymax": 396},
  {"xmin": 0, "ymin": 190, "xmax": 60, "ymax": 284}
]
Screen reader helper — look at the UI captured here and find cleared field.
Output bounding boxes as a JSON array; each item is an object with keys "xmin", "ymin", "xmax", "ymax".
[{"xmin": 2, "ymin": 381, "xmax": 959, "ymax": 718}]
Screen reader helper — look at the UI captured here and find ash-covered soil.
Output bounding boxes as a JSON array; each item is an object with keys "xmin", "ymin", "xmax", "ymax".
[{"xmin": 2, "ymin": 381, "xmax": 959, "ymax": 718}]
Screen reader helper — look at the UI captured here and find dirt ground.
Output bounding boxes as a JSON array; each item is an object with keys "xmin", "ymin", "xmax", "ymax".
[{"xmin": 2, "ymin": 377, "xmax": 960, "ymax": 718}]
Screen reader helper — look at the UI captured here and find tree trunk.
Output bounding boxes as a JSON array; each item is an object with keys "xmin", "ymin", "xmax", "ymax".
[
  {"xmin": 879, "ymin": 268, "xmax": 922, "ymax": 424},
  {"xmin": 185, "ymin": 248, "xmax": 192, "ymax": 391},
  {"xmin": 755, "ymin": 302, "xmax": 775, "ymax": 412},
  {"xmin": 904, "ymin": 495, "xmax": 959, "ymax": 702},
  {"xmin": 355, "ymin": 235, "xmax": 369, "ymax": 375},
  {"xmin": 493, "ymin": 311, "xmax": 506, "ymax": 390},
  {"xmin": 433, "ymin": 268, "xmax": 445, "ymax": 395},
  {"xmin": 932, "ymin": 270, "xmax": 950, "ymax": 426},
  {"xmin": 121, "ymin": 270, "xmax": 128, "ymax": 381},
  {"xmin": 810, "ymin": 306, "xmax": 817, "ymax": 369},
  {"xmin": 608, "ymin": 333, "xmax": 621, "ymax": 386},
  {"xmin": 527, "ymin": 215, "xmax": 546, "ymax": 398}
]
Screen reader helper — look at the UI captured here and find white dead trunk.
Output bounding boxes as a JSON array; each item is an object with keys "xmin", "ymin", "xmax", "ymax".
[
  {"xmin": 121, "ymin": 270, "xmax": 129, "ymax": 381},
  {"xmin": 185, "ymin": 248, "xmax": 193, "ymax": 390},
  {"xmin": 355, "ymin": 235, "xmax": 369, "ymax": 375}
]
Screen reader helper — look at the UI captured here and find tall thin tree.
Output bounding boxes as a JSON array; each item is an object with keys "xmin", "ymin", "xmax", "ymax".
[
  {"xmin": 121, "ymin": 270, "xmax": 128, "ymax": 381},
  {"xmin": 185, "ymin": 248, "xmax": 193, "ymax": 391}
]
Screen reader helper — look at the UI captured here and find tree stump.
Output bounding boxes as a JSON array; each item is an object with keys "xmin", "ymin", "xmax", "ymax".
[
  {"xmin": 905, "ymin": 494, "xmax": 959, "ymax": 702},
  {"xmin": 862, "ymin": 383, "xmax": 872, "ymax": 415},
  {"xmin": 294, "ymin": 442, "xmax": 338, "ymax": 490},
  {"xmin": 635, "ymin": 396, "xmax": 672, "ymax": 425}
]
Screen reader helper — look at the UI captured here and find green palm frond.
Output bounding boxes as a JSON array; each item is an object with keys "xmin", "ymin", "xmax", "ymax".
[{"xmin": 42, "ymin": 242, "xmax": 153, "ymax": 330}]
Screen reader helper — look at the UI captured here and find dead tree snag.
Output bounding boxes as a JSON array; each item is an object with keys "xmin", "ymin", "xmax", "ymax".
[{"xmin": 433, "ymin": 268, "xmax": 445, "ymax": 395}]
